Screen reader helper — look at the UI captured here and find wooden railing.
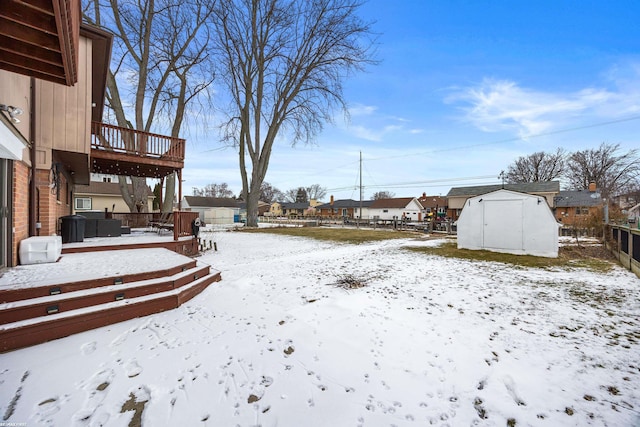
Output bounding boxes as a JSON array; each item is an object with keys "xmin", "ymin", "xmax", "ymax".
[
  {"xmin": 91, "ymin": 122, "xmax": 185, "ymax": 161},
  {"xmin": 109, "ymin": 211, "xmax": 200, "ymax": 241},
  {"xmin": 173, "ymin": 211, "xmax": 200, "ymax": 240}
]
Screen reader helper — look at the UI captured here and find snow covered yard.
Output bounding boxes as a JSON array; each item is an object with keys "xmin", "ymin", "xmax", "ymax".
[{"xmin": 1, "ymin": 231, "xmax": 639, "ymax": 426}]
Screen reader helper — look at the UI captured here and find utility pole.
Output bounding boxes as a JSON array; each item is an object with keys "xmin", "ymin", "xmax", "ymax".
[{"xmin": 358, "ymin": 151, "xmax": 363, "ymax": 228}]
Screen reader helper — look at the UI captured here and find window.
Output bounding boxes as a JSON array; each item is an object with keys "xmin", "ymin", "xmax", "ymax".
[
  {"xmin": 383, "ymin": 209, "xmax": 388, "ymax": 213},
  {"xmin": 103, "ymin": 177, "xmax": 112, "ymax": 183},
  {"xmin": 75, "ymin": 198, "xmax": 91, "ymax": 210},
  {"xmin": 576, "ymin": 207, "xmax": 589, "ymax": 215}
]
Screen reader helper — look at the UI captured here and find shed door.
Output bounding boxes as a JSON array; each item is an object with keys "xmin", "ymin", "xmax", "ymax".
[{"xmin": 483, "ymin": 200, "xmax": 523, "ymax": 250}]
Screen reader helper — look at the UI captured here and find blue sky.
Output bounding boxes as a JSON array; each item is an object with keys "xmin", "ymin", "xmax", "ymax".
[{"xmin": 182, "ymin": 0, "xmax": 640, "ymax": 201}]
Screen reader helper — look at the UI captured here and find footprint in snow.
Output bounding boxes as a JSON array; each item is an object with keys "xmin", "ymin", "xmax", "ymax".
[
  {"xmin": 125, "ymin": 360, "xmax": 143, "ymax": 378},
  {"xmin": 81, "ymin": 341, "xmax": 97, "ymax": 355}
]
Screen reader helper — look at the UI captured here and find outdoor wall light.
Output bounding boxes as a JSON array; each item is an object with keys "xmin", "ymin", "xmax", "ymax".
[
  {"xmin": 0, "ymin": 104, "xmax": 24, "ymax": 124},
  {"xmin": 114, "ymin": 277, "xmax": 124, "ymax": 285},
  {"xmin": 46, "ymin": 305, "xmax": 59, "ymax": 315},
  {"xmin": 49, "ymin": 287, "xmax": 61, "ymax": 295},
  {"xmin": 114, "ymin": 293, "xmax": 125, "ymax": 301}
]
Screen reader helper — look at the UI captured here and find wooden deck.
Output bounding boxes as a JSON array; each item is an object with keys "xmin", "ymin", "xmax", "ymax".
[
  {"xmin": 90, "ymin": 122, "xmax": 185, "ymax": 178},
  {"xmin": 0, "ymin": 236, "xmax": 221, "ymax": 352}
]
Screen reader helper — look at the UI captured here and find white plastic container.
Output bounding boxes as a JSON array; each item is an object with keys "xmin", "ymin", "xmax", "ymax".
[{"xmin": 19, "ymin": 236, "xmax": 62, "ymax": 265}]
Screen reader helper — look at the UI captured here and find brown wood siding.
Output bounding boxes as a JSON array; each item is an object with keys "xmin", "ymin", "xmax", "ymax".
[
  {"xmin": 36, "ymin": 37, "xmax": 91, "ymax": 155},
  {"xmin": 0, "ymin": 70, "xmax": 31, "ymax": 143}
]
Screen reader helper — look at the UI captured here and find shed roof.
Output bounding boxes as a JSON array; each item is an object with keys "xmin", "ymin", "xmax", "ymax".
[
  {"xmin": 183, "ymin": 196, "xmax": 239, "ymax": 208},
  {"xmin": 554, "ymin": 190, "xmax": 603, "ymax": 207},
  {"xmin": 447, "ymin": 181, "xmax": 560, "ymax": 197}
]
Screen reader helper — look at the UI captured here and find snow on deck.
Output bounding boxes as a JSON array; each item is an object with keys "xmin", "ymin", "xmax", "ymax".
[{"xmin": 0, "ymin": 248, "xmax": 191, "ymax": 290}]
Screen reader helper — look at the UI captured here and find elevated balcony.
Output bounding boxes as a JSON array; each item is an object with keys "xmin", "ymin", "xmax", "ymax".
[{"xmin": 90, "ymin": 121, "xmax": 185, "ymax": 179}]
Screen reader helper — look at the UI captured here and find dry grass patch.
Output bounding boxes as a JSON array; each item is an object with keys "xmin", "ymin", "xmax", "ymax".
[
  {"xmin": 407, "ymin": 241, "xmax": 615, "ymax": 272},
  {"xmin": 240, "ymin": 226, "xmax": 417, "ymax": 244}
]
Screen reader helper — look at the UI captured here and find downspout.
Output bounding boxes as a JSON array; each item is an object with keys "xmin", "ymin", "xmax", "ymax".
[{"xmin": 29, "ymin": 77, "xmax": 36, "ymax": 236}]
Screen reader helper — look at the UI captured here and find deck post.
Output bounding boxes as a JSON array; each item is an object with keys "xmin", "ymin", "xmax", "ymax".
[{"xmin": 178, "ymin": 169, "xmax": 182, "ymax": 210}]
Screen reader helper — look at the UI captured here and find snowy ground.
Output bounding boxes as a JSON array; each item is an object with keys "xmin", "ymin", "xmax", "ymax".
[{"xmin": 1, "ymin": 231, "xmax": 639, "ymax": 426}]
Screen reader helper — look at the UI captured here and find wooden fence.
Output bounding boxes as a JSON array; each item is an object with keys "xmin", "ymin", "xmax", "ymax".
[{"xmin": 606, "ymin": 224, "xmax": 640, "ymax": 279}]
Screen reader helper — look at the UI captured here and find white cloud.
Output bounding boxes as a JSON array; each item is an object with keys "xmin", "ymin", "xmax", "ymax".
[
  {"xmin": 348, "ymin": 104, "xmax": 378, "ymax": 116},
  {"xmin": 349, "ymin": 125, "xmax": 384, "ymax": 142},
  {"xmin": 446, "ymin": 63, "xmax": 640, "ymax": 137}
]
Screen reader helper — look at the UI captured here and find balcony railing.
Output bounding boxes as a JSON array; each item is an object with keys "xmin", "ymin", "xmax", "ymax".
[{"xmin": 91, "ymin": 122, "xmax": 185, "ymax": 161}]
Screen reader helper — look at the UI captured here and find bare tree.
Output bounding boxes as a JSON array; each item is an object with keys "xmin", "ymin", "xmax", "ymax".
[
  {"xmin": 84, "ymin": 0, "xmax": 214, "ymax": 212},
  {"xmin": 193, "ymin": 183, "xmax": 235, "ymax": 198},
  {"xmin": 212, "ymin": 0, "xmax": 376, "ymax": 226},
  {"xmin": 506, "ymin": 148, "xmax": 566, "ymax": 183},
  {"xmin": 371, "ymin": 191, "xmax": 395, "ymax": 200},
  {"xmin": 566, "ymin": 143, "xmax": 640, "ymax": 199},
  {"xmin": 306, "ymin": 184, "xmax": 327, "ymax": 201},
  {"xmin": 259, "ymin": 182, "xmax": 283, "ymax": 204},
  {"xmin": 284, "ymin": 187, "xmax": 308, "ymax": 203}
]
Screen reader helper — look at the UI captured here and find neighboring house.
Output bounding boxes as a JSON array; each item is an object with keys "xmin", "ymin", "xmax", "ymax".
[
  {"xmin": 315, "ymin": 198, "xmax": 373, "ymax": 219},
  {"xmin": 267, "ymin": 201, "xmax": 283, "ymax": 217},
  {"xmin": 182, "ymin": 196, "xmax": 240, "ymax": 221},
  {"xmin": 74, "ymin": 176, "xmax": 154, "ymax": 213},
  {"xmin": 612, "ymin": 191, "xmax": 640, "ymax": 210},
  {"xmin": 237, "ymin": 201, "xmax": 271, "ymax": 218},
  {"xmin": 275, "ymin": 200, "xmax": 322, "ymax": 217},
  {"xmin": 281, "ymin": 202, "xmax": 312, "ymax": 217},
  {"xmin": 447, "ymin": 181, "xmax": 560, "ymax": 220},
  {"xmin": 368, "ymin": 197, "xmax": 424, "ymax": 221},
  {"xmin": 417, "ymin": 193, "xmax": 447, "ymax": 220},
  {"xmin": 628, "ymin": 203, "xmax": 640, "ymax": 228},
  {"xmin": 0, "ymin": 9, "xmax": 113, "ymax": 267},
  {"xmin": 554, "ymin": 185, "xmax": 603, "ymax": 226},
  {"xmin": 457, "ymin": 189, "xmax": 559, "ymax": 258}
]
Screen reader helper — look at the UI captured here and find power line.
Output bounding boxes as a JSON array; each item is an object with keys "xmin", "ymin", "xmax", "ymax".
[{"xmin": 325, "ymin": 174, "xmax": 499, "ymax": 192}]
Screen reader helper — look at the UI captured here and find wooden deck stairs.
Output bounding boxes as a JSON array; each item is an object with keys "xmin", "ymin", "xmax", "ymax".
[{"xmin": 0, "ymin": 250, "xmax": 221, "ymax": 352}]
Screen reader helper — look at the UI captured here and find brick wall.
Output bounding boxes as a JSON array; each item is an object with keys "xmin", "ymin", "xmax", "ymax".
[
  {"xmin": 35, "ymin": 168, "xmax": 71, "ymax": 235},
  {"xmin": 12, "ymin": 161, "xmax": 30, "ymax": 267}
]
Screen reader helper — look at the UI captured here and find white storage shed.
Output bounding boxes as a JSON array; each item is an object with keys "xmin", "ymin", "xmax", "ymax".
[
  {"xmin": 457, "ymin": 189, "xmax": 560, "ymax": 258},
  {"xmin": 204, "ymin": 207, "xmax": 235, "ymax": 225}
]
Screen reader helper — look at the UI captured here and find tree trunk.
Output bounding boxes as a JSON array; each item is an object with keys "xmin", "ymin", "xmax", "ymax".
[
  {"xmin": 162, "ymin": 173, "xmax": 176, "ymax": 213},
  {"xmin": 246, "ymin": 179, "xmax": 261, "ymax": 227}
]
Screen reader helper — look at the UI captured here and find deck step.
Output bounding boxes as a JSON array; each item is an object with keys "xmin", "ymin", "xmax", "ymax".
[
  {"xmin": 0, "ymin": 270, "xmax": 221, "ymax": 352},
  {"xmin": 0, "ymin": 259, "xmax": 197, "ymax": 303},
  {"xmin": 0, "ymin": 263, "xmax": 212, "ymax": 325}
]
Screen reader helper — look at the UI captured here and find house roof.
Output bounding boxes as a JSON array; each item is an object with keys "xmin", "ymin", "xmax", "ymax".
[
  {"xmin": 183, "ymin": 196, "xmax": 239, "ymax": 208},
  {"xmin": 447, "ymin": 181, "xmax": 560, "ymax": 197},
  {"xmin": 0, "ymin": 0, "xmax": 81, "ymax": 86},
  {"xmin": 417, "ymin": 195, "xmax": 447, "ymax": 209},
  {"xmin": 237, "ymin": 201, "xmax": 270, "ymax": 210},
  {"xmin": 281, "ymin": 202, "xmax": 311, "ymax": 210},
  {"xmin": 75, "ymin": 181, "xmax": 152, "ymax": 196},
  {"xmin": 369, "ymin": 197, "xmax": 419, "ymax": 209},
  {"xmin": 315, "ymin": 199, "xmax": 374, "ymax": 209},
  {"xmin": 554, "ymin": 190, "xmax": 603, "ymax": 208}
]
